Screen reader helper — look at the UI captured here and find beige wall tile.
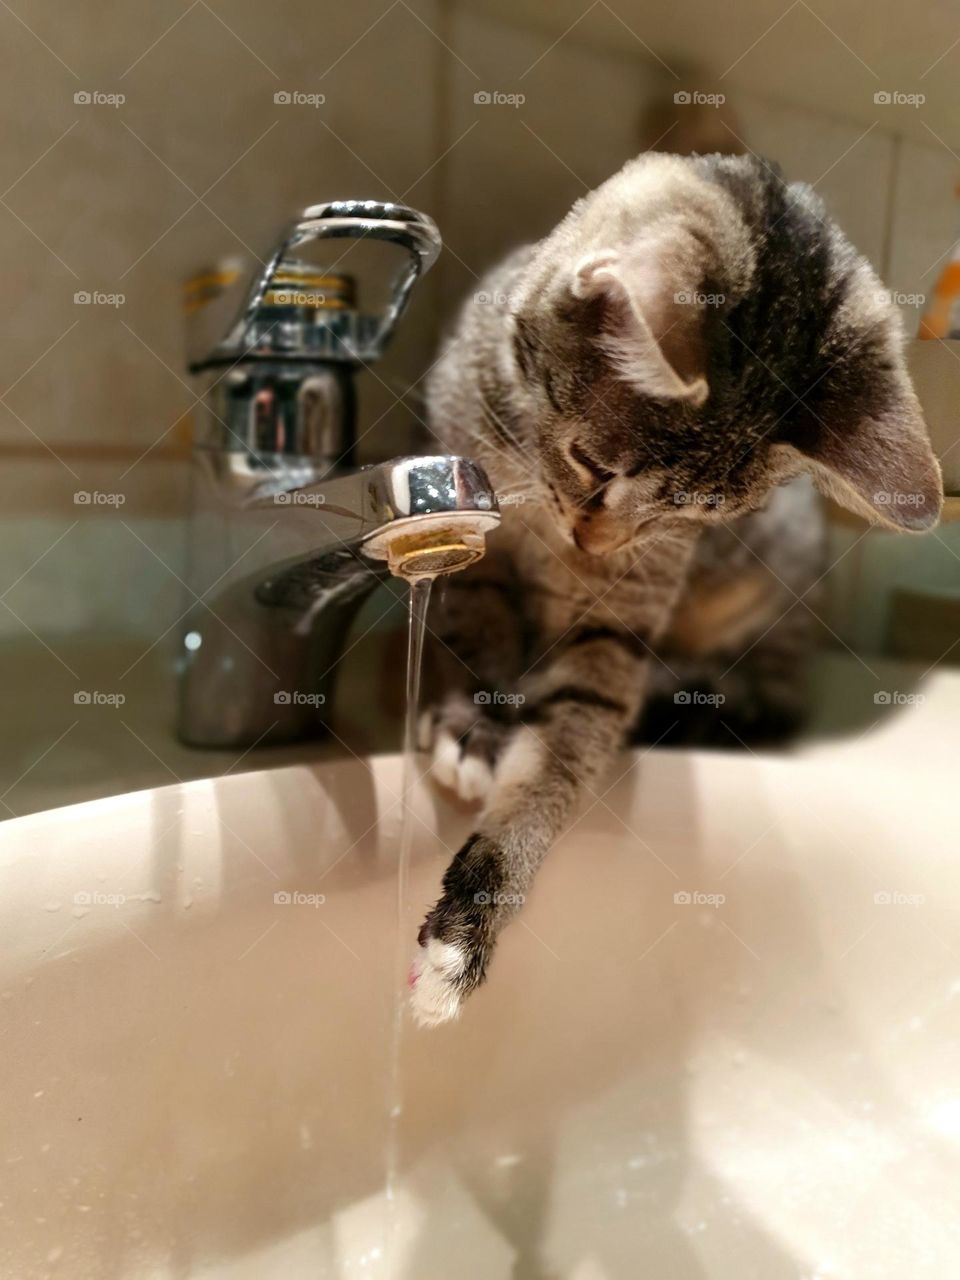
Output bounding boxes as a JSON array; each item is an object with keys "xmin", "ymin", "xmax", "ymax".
[
  {"xmin": 734, "ymin": 93, "xmax": 896, "ymax": 272},
  {"xmin": 437, "ymin": 8, "xmax": 671, "ymax": 320},
  {"xmin": 0, "ymin": 457, "xmax": 190, "ymax": 641},
  {"xmin": 886, "ymin": 137, "xmax": 959, "ymax": 337},
  {"xmin": 0, "ymin": 0, "xmax": 445, "ymax": 457}
]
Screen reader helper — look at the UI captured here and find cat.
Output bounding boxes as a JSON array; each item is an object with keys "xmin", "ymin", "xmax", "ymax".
[{"xmin": 410, "ymin": 151, "xmax": 942, "ymax": 1027}]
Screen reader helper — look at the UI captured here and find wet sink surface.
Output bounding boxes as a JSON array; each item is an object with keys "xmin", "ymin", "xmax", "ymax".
[{"xmin": 2, "ymin": 674, "xmax": 960, "ymax": 1278}]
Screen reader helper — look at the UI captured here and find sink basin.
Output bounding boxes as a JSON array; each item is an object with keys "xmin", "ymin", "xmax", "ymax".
[{"xmin": 2, "ymin": 673, "xmax": 960, "ymax": 1278}]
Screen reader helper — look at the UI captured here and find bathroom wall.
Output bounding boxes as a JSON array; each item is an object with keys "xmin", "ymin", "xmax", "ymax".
[
  {"xmin": 0, "ymin": 0, "xmax": 449, "ymax": 650},
  {"xmin": 0, "ymin": 0, "xmax": 957, "ymax": 663}
]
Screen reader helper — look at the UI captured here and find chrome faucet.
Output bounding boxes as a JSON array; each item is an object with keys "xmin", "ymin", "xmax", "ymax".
[{"xmin": 177, "ymin": 201, "xmax": 499, "ymax": 748}]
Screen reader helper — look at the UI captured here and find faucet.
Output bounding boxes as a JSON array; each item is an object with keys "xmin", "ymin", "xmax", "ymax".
[{"xmin": 177, "ymin": 201, "xmax": 500, "ymax": 748}]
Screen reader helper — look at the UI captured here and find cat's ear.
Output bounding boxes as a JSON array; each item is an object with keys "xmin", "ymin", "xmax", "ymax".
[
  {"xmin": 571, "ymin": 237, "xmax": 709, "ymax": 406},
  {"xmin": 789, "ymin": 388, "xmax": 942, "ymax": 532}
]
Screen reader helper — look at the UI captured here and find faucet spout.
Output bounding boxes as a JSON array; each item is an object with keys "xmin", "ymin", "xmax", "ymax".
[{"xmin": 288, "ymin": 454, "xmax": 500, "ymax": 580}]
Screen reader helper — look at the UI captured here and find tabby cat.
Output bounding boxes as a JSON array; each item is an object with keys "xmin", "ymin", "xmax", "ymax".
[{"xmin": 411, "ymin": 152, "xmax": 942, "ymax": 1026}]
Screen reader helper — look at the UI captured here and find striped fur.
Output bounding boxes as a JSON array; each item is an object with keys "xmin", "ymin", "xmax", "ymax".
[{"xmin": 411, "ymin": 152, "xmax": 940, "ymax": 1025}]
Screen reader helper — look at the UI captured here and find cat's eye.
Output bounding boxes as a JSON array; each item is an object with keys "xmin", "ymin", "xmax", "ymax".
[{"xmin": 569, "ymin": 441, "xmax": 615, "ymax": 484}]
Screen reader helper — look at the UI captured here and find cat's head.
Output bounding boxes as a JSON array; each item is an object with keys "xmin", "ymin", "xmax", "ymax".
[{"xmin": 507, "ymin": 153, "xmax": 941, "ymax": 555}]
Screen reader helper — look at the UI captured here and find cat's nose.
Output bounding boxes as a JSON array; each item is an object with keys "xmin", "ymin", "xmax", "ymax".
[
  {"xmin": 572, "ymin": 515, "xmax": 625, "ymax": 555},
  {"xmin": 573, "ymin": 511, "xmax": 656, "ymax": 554}
]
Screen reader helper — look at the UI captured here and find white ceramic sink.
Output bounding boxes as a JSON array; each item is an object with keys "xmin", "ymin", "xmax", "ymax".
[{"xmin": 2, "ymin": 674, "xmax": 960, "ymax": 1278}]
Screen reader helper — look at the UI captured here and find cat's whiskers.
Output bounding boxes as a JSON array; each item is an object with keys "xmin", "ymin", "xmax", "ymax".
[
  {"xmin": 450, "ymin": 423, "xmax": 538, "ymax": 495},
  {"xmin": 478, "ymin": 398, "xmax": 534, "ymax": 466},
  {"xmin": 449, "ymin": 419, "xmax": 495, "ymax": 453},
  {"xmin": 496, "ymin": 480, "xmax": 539, "ymax": 498}
]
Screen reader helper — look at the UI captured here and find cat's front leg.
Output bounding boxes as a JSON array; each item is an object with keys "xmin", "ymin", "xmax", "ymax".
[
  {"xmin": 411, "ymin": 627, "xmax": 648, "ymax": 1026},
  {"xmin": 422, "ymin": 549, "xmax": 525, "ymax": 807}
]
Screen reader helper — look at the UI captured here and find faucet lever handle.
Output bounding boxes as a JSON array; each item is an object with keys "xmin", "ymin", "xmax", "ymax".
[
  {"xmin": 288, "ymin": 199, "xmax": 440, "ymax": 332},
  {"xmin": 206, "ymin": 200, "xmax": 441, "ymax": 367}
]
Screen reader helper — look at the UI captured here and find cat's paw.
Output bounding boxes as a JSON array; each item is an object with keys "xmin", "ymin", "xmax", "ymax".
[
  {"xmin": 410, "ymin": 832, "xmax": 505, "ymax": 1027},
  {"xmin": 426, "ymin": 695, "xmax": 511, "ymax": 806},
  {"xmin": 409, "ymin": 937, "xmax": 470, "ymax": 1026},
  {"xmin": 431, "ymin": 727, "xmax": 495, "ymax": 805}
]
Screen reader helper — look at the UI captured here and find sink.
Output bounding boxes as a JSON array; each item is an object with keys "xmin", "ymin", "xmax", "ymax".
[{"xmin": 2, "ymin": 673, "xmax": 960, "ymax": 1278}]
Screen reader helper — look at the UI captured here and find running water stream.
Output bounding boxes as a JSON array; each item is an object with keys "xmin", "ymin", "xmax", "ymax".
[{"xmin": 383, "ymin": 575, "xmax": 434, "ymax": 1266}]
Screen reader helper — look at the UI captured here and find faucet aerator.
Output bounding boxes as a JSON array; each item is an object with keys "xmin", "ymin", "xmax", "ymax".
[
  {"xmin": 386, "ymin": 531, "xmax": 482, "ymax": 580},
  {"xmin": 362, "ymin": 514, "xmax": 497, "ymax": 581}
]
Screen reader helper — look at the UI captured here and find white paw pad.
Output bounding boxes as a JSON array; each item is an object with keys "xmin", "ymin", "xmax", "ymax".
[
  {"xmin": 409, "ymin": 938, "xmax": 467, "ymax": 1027},
  {"xmin": 431, "ymin": 729, "xmax": 493, "ymax": 805}
]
